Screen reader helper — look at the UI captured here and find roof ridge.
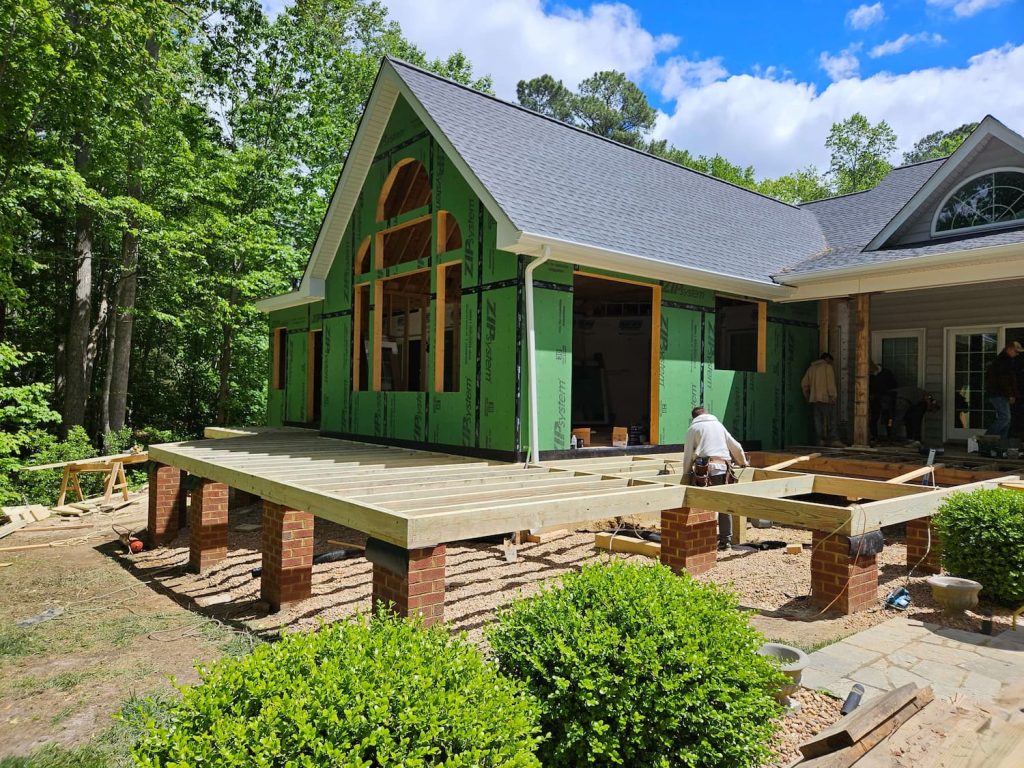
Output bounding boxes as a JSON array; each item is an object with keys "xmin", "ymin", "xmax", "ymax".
[
  {"xmin": 801, "ymin": 156, "xmax": 947, "ymax": 206},
  {"xmin": 385, "ymin": 56, "xmax": 806, "ymax": 211}
]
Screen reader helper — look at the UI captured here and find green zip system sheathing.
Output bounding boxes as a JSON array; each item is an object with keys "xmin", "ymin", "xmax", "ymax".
[{"xmin": 266, "ymin": 95, "xmax": 820, "ymax": 457}]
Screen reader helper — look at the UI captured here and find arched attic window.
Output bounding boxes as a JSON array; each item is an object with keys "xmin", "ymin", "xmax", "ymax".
[
  {"xmin": 355, "ymin": 236, "xmax": 371, "ymax": 275},
  {"xmin": 933, "ymin": 167, "xmax": 1024, "ymax": 236},
  {"xmin": 377, "ymin": 158, "xmax": 432, "ymax": 221}
]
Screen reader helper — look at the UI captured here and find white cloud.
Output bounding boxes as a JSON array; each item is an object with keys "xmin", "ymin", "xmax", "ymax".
[
  {"xmin": 869, "ymin": 32, "xmax": 946, "ymax": 58},
  {"xmin": 926, "ymin": 0, "xmax": 1012, "ymax": 18},
  {"xmin": 654, "ymin": 44, "xmax": 1024, "ymax": 177},
  {"xmin": 846, "ymin": 2, "xmax": 886, "ymax": 29},
  {"xmin": 381, "ymin": 0, "xmax": 677, "ymax": 98},
  {"xmin": 819, "ymin": 44, "xmax": 862, "ymax": 81}
]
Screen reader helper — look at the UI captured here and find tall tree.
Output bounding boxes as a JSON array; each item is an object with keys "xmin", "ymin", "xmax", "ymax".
[
  {"xmin": 516, "ymin": 74, "xmax": 574, "ymax": 123},
  {"xmin": 757, "ymin": 167, "xmax": 833, "ymax": 204},
  {"xmin": 902, "ymin": 122, "xmax": 978, "ymax": 164},
  {"xmin": 825, "ymin": 113, "xmax": 897, "ymax": 195}
]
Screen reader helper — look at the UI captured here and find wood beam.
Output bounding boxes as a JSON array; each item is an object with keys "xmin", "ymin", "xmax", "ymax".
[{"xmin": 853, "ymin": 293, "xmax": 870, "ymax": 447}]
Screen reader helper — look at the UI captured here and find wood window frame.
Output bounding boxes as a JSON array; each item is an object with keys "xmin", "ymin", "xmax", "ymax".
[
  {"xmin": 372, "ymin": 267, "xmax": 431, "ymax": 392},
  {"xmin": 573, "ymin": 270, "xmax": 662, "ymax": 445},
  {"xmin": 375, "ymin": 213, "xmax": 433, "ymax": 272},
  {"xmin": 434, "ymin": 260, "xmax": 462, "ymax": 392},
  {"xmin": 376, "ymin": 158, "xmax": 431, "ymax": 222},
  {"xmin": 271, "ymin": 327, "xmax": 286, "ymax": 390},
  {"xmin": 353, "ymin": 283, "xmax": 370, "ymax": 391}
]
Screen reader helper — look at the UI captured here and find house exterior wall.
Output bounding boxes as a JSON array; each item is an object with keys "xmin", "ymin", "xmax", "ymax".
[
  {"xmin": 266, "ymin": 97, "xmax": 820, "ymax": 457},
  {"xmin": 869, "ymin": 278, "xmax": 1024, "ymax": 444}
]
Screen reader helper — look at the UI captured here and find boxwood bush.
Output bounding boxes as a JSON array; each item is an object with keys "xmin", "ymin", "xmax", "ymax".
[
  {"xmin": 934, "ymin": 488, "xmax": 1024, "ymax": 605},
  {"xmin": 487, "ymin": 561, "xmax": 785, "ymax": 768},
  {"xmin": 134, "ymin": 614, "xmax": 542, "ymax": 767}
]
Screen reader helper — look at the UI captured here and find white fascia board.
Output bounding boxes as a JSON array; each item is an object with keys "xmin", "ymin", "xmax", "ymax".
[
  {"xmin": 779, "ymin": 243, "xmax": 1024, "ymax": 301},
  {"xmin": 864, "ymin": 116, "xmax": 1024, "ymax": 251},
  {"xmin": 515, "ymin": 232, "xmax": 794, "ymax": 301},
  {"xmin": 254, "ymin": 278, "xmax": 325, "ymax": 313}
]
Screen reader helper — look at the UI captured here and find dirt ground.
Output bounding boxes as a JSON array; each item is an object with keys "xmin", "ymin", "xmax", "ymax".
[{"xmin": 1, "ymin": 492, "xmax": 1015, "ymax": 762}]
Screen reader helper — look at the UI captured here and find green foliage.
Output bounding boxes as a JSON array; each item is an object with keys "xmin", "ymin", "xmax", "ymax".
[
  {"xmin": 933, "ymin": 488, "xmax": 1024, "ymax": 605},
  {"xmin": 516, "ymin": 70, "xmax": 656, "ymax": 148},
  {"xmin": 134, "ymin": 614, "xmax": 542, "ymax": 767},
  {"xmin": 757, "ymin": 167, "xmax": 835, "ymax": 204},
  {"xmin": 488, "ymin": 561, "xmax": 784, "ymax": 768},
  {"xmin": 826, "ymin": 113, "xmax": 897, "ymax": 194},
  {"xmin": 2, "ymin": 426, "xmax": 98, "ymax": 504},
  {"xmin": 903, "ymin": 123, "xmax": 978, "ymax": 164},
  {"xmin": 0, "ymin": 344, "xmax": 60, "ymax": 502}
]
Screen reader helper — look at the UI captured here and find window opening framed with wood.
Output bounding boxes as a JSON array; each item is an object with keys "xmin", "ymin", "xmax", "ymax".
[
  {"xmin": 378, "ymin": 215, "xmax": 432, "ymax": 270},
  {"xmin": 353, "ymin": 284, "xmax": 370, "ymax": 391},
  {"xmin": 714, "ymin": 297, "xmax": 766, "ymax": 373},
  {"xmin": 377, "ymin": 158, "xmax": 431, "ymax": 221},
  {"xmin": 436, "ymin": 261, "xmax": 462, "ymax": 392},
  {"xmin": 272, "ymin": 327, "xmax": 287, "ymax": 390},
  {"xmin": 377, "ymin": 270, "xmax": 430, "ymax": 392},
  {"xmin": 355, "ymin": 237, "xmax": 371, "ymax": 276}
]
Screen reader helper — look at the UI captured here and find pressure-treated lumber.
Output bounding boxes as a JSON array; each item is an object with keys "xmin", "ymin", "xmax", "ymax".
[
  {"xmin": 763, "ymin": 453, "xmax": 822, "ymax": 471},
  {"xmin": 887, "ymin": 464, "xmax": 944, "ymax": 484},
  {"xmin": 799, "ymin": 683, "xmax": 922, "ymax": 759},
  {"xmin": 594, "ymin": 532, "xmax": 659, "ymax": 557},
  {"xmin": 853, "ymin": 293, "xmax": 870, "ymax": 447}
]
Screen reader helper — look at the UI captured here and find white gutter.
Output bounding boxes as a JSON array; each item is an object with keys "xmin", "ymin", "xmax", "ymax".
[
  {"xmin": 513, "ymin": 231, "xmax": 796, "ymax": 301},
  {"xmin": 524, "ymin": 245, "xmax": 552, "ymax": 465}
]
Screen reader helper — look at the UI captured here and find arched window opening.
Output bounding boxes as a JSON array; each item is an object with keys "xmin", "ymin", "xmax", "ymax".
[
  {"xmin": 934, "ymin": 168, "xmax": 1024, "ymax": 235},
  {"xmin": 437, "ymin": 211, "xmax": 463, "ymax": 253},
  {"xmin": 355, "ymin": 237, "xmax": 371, "ymax": 275},
  {"xmin": 377, "ymin": 159, "xmax": 431, "ymax": 221}
]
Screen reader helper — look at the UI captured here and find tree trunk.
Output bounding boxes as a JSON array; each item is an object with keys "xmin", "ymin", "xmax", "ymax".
[
  {"xmin": 105, "ymin": 186, "xmax": 140, "ymax": 434},
  {"xmin": 215, "ymin": 285, "xmax": 237, "ymax": 426},
  {"xmin": 61, "ymin": 141, "xmax": 93, "ymax": 436}
]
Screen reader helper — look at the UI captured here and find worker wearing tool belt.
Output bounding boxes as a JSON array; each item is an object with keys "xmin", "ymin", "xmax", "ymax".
[{"xmin": 681, "ymin": 406, "xmax": 749, "ymax": 550}]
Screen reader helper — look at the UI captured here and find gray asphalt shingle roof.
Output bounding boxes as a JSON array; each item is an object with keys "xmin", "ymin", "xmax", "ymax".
[
  {"xmin": 391, "ymin": 59, "xmax": 827, "ymax": 284},
  {"xmin": 388, "ymin": 60, "xmax": 1023, "ymax": 285}
]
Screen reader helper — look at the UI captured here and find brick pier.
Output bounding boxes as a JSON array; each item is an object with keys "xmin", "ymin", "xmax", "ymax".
[
  {"xmin": 906, "ymin": 517, "xmax": 942, "ymax": 574},
  {"xmin": 659, "ymin": 506, "xmax": 718, "ymax": 576},
  {"xmin": 147, "ymin": 463, "xmax": 185, "ymax": 546},
  {"xmin": 811, "ymin": 531, "xmax": 879, "ymax": 614},
  {"xmin": 261, "ymin": 502, "xmax": 314, "ymax": 611},
  {"xmin": 188, "ymin": 479, "xmax": 228, "ymax": 573},
  {"xmin": 370, "ymin": 543, "xmax": 446, "ymax": 626}
]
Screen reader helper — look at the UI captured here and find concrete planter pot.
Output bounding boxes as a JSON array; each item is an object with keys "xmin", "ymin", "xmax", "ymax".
[
  {"xmin": 926, "ymin": 576, "xmax": 983, "ymax": 616},
  {"xmin": 757, "ymin": 642, "xmax": 810, "ymax": 704}
]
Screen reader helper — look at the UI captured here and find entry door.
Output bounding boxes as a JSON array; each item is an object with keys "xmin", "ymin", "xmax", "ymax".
[
  {"xmin": 871, "ymin": 330, "xmax": 925, "ymax": 388},
  {"xmin": 945, "ymin": 327, "xmax": 998, "ymax": 440}
]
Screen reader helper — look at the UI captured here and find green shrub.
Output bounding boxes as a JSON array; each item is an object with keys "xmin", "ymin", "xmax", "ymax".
[
  {"xmin": 934, "ymin": 488, "xmax": 1024, "ymax": 605},
  {"xmin": 134, "ymin": 613, "xmax": 542, "ymax": 767},
  {"xmin": 488, "ymin": 561, "xmax": 785, "ymax": 768}
]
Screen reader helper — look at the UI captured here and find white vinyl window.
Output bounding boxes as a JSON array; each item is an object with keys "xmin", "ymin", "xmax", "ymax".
[{"xmin": 932, "ymin": 167, "xmax": 1024, "ymax": 236}]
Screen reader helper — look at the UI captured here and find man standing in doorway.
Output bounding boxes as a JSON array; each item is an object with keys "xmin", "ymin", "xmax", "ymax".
[
  {"xmin": 682, "ymin": 407, "xmax": 748, "ymax": 550},
  {"xmin": 802, "ymin": 353, "xmax": 844, "ymax": 447},
  {"xmin": 985, "ymin": 341, "xmax": 1022, "ymax": 440}
]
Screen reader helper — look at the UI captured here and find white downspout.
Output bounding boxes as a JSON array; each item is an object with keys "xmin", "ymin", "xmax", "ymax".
[{"xmin": 524, "ymin": 245, "xmax": 552, "ymax": 466}]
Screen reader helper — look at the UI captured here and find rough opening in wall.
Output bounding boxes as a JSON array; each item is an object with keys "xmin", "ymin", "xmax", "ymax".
[
  {"xmin": 571, "ymin": 273, "xmax": 657, "ymax": 449},
  {"xmin": 377, "ymin": 158, "xmax": 431, "ymax": 221},
  {"xmin": 307, "ymin": 329, "xmax": 322, "ymax": 425},
  {"xmin": 379, "ymin": 217, "xmax": 432, "ymax": 269},
  {"xmin": 715, "ymin": 296, "xmax": 766, "ymax": 373},
  {"xmin": 436, "ymin": 261, "xmax": 462, "ymax": 392},
  {"xmin": 377, "ymin": 269, "xmax": 430, "ymax": 392},
  {"xmin": 353, "ymin": 283, "xmax": 370, "ymax": 391}
]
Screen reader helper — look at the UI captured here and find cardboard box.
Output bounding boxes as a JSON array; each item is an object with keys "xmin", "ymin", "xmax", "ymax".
[
  {"xmin": 612, "ymin": 426, "xmax": 629, "ymax": 447},
  {"xmin": 571, "ymin": 428, "xmax": 592, "ymax": 447}
]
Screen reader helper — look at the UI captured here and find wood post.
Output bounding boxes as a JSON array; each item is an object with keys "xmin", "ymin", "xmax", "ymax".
[
  {"xmin": 854, "ymin": 293, "xmax": 871, "ymax": 447},
  {"xmin": 818, "ymin": 299, "xmax": 830, "ymax": 354}
]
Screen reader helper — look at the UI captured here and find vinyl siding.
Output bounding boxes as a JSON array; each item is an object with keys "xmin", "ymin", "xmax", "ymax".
[{"xmin": 869, "ymin": 278, "xmax": 1024, "ymax": 444}]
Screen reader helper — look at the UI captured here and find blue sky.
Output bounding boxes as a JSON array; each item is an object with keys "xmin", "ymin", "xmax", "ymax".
[{"xmin": 269, "ymin": 0, "xmax": 1024, "ymax": 177}]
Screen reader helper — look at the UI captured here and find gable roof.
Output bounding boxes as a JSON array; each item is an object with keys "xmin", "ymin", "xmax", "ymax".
[{"xmin": 388, "ymin": 59, "xmax": 827, "ymax": 286}]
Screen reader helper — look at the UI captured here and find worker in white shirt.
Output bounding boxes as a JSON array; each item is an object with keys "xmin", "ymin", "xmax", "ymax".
[{"xmin": 681, "ymin": 407, "xmax": 749, "ymax": 550}]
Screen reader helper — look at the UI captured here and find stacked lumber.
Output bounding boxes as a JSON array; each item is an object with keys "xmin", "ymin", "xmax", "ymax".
[
  {"xmin": 795, "ymin": 684, "xmax": 934, "ymax": 767},
  {"xmin": 0, "ymin": 505, "xmax": 52, "ymax": 539}
]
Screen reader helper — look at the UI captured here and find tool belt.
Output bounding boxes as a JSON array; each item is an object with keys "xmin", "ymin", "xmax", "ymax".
[{"xmin": 690, "ymin": 457, "xmax": 738, "ymax": 487}]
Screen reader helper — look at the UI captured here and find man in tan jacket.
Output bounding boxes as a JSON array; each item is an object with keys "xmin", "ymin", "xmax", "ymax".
[{"xmin": 802, "ymin": 353, "xmax": 844, "ymax": 447}]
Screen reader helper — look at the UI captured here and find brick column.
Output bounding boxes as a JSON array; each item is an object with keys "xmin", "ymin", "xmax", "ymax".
[
  {"xmin": 189, "ymin": 479, "xmax": 229, "ymax": 573},
  {"xmin": 230, "ymin": 488, "xmax": 260, "ymax": 513},
  {"xmin": 811, "ymin": 531, "xmax": 879, "ymax": 614},
  {"xmin": 659, "ymin": 507, "xmax": 717, "ymax": 576},
  {"xmin": 147, "ymin": 463, "xmax": 184, "ymax": 546},
  {"xmin": 261, "ymin": 502, "xmax": 314, "ymax": 611},
  {"xmin": 370, "ymin": 543, "xmax": 445, "ymax": 626},
  {"xmin": 906, "ymin": 517, "xmax": 942, "ymax": 574}
]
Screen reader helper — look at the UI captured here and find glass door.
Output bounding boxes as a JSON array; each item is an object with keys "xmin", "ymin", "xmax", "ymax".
[{"xmin": 945, "ymin": 327, "xmax": 998, "ymax": 440}]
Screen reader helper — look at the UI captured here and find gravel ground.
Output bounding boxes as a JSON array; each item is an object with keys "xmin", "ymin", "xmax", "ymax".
[{"xmin": 765, "ymin": 688, "xmax": 844, "ymax": 768}]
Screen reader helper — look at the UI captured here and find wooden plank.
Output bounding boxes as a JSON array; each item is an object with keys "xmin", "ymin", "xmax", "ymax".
[
  {"xmin": 203, "ymin": 426, "xmax": 259, "ymax": 439},
  {"xmin": 811, "ymin": 475, "xmax": 931, "ymax": 501},
  {"xmin": 799, "ymin": 684, "xmax": 920, "ymax": 759},
  {"xmin": 764, "ymin": 453, "xmax": 822, "ymax": 471},
  {"xmin": 393, "ymin": 478, "xmax": 633, "ymax": 514},
  {"xmin": 887, "ymin": 464, "xmax": 944, "ymax": 484},
  {"xmin": 798, "ymin": 688, "xmax": 934, "ymax": 767},
  {"xmin": 685, "ymin": 486, "xmax": 860, "ymax": 534},
  {"xmin": 853, "ymin": 293, "xmax": 870, "ymax": 447},
  {"xmin": 857, "ymin": 476, "xmax": 1019, "ymax": 531},
  {"xmin": 594, "ymin": 532, "xmax": 659, "ymax": 558}
]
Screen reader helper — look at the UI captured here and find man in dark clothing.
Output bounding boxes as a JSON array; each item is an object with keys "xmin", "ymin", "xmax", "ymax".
[
  {"xmin": 869, "ymin": 361, "xmax": 898, "ymax": 440},
  {"xmin": 890, "ymin": 386, "xmax": 939, "ymax": 442},
  {"xmin": 985, "ymin": 341, "xmax": 1023, "ymax": 439}
]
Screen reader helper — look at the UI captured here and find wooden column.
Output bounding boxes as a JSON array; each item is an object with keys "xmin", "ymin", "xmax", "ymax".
[
  {"xmin": 853, "ymin": 293, "xmax": 871, "ymax": 447},
  {"xmin": 818, "ymin": 299, "xmax": 830, "ymax": 354}
]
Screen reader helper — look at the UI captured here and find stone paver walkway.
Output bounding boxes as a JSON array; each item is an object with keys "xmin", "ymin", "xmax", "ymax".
[{"xmin": 802, "ymin": 616, "xmax": 1024, "ymax": 704}]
